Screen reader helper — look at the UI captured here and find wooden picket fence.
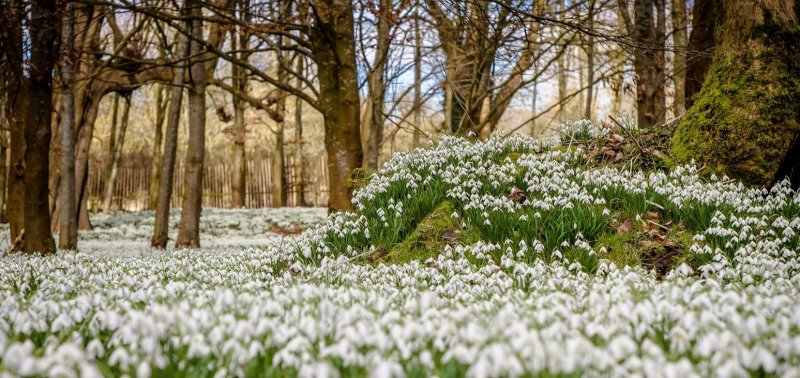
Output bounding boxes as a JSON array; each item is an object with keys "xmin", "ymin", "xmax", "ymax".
[{"xmin": 86, "ymin": 155, "xmax": 329, "ymax": 211}]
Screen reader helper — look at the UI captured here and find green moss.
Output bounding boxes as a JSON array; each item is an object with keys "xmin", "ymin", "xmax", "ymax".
[
  {"xmin": 595, "ymin": 221, "xmax": 699, "ymax": 277},
  {"xmin": 596, "ymin": 232, "xmax": 642, "ymax": 268},
  {"xmin": 672, "ymin": 11, "xmax": 800, "ymax": 186},
  {"xmin": 346, "ymin": 168, "xmax": 372, "ymax": 192},
  {"xmin": 383, "ymin": 201, "xmax": 479, "ymax": 264}
]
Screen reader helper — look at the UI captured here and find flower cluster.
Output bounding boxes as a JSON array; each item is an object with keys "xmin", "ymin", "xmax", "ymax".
[{"xmin": 1, "ymin": 130, "xmax": 799, "ymax": 377}]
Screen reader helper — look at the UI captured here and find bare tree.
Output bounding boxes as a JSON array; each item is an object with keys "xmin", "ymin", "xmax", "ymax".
[
  {"xmin": 670, "ymin": 0, "xmax": 687, "ymax": 114},
  {"xmin": 59, "ymin": 1, "xmax": 78, "ymax": 250},
  {"xmin": 175, "ymin": 0, "xmax": 207, "ymax": 248},
  {"xmin": 684, "ymin": 0, "xmax": 714, "ymax": 109},
  {"xmin": 425, "ymin": 0, "xmax": 545, "ymax": 136},
  {"xmin": 362, "ymin": 0, "xmax": 394, "ymax": 171},
  {"xmin": 1, "ymin": 0, "xmax": 27, "ymax": 246},
  {"xmin": 412, "ymin": 0, "xmax": 423, "ymax": 147},
  {"xmin": 230, "ymin": 0, "xmax": 251, "ymax": 208},
  {"xmin": 618, "ymin": 0, "xmax": 667, "ymax": 128},
  {"xmin": 149, "ymin": 84, "xmax": 169, "ymax": 210},
  {"xmin": 270, "ymin": 51, "xmax": 290, "ymax": 208},
  {"xmin": 102, "ymin": 93, "xmax": 131, "ymax": 212},
  {"xmin": 151, "ymin": 28, "xmax": 190, "ymax": 250},
  {"xmin": 287, "ymin": 54, "xmax": 307, "ymax": 207},
  {"xmin": 307, "ymin": 0, "xmax": 363, "ymax": 211},
  {"xmin": 23, "ymin": 0, "xmax": 58, "ymax": 253}
]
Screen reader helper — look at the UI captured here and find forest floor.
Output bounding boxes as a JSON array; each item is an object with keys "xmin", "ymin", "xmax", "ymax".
[
  {"xmin": 1, "ymin": 121, "xmax": 800, "ymax": 377},
  {"xmin": 0, "ymin": 208, "xmax": 328, "ymax": 256}
]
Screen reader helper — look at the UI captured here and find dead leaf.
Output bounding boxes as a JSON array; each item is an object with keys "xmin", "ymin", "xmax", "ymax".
[
  {"xmin": 616, "ymin": 219, "xmax": 634, "ymax": 234},
  {"xmin": 442, "ymin": 230, "xmax": 459, "ymax": 241},
  {"xmin": 509, "ymin": 186, "xmax": 527, "ymax": 204}
]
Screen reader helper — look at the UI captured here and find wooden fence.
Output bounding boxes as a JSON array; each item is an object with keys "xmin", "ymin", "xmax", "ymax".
[{"xmin": 87, "ymin": 155, "xmax": 329, "ymax": 211}]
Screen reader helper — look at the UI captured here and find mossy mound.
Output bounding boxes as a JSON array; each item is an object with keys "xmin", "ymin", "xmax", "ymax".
[
  {"xmin": 378, "ymin": 201, "xmax": 478, "ymax": 264},
  {"xmin": 298, "ymin": 133, "xmax": 800, "ymax": 278}
]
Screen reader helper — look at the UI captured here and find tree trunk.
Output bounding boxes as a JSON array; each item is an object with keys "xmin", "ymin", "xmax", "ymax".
[
  {"xmin": 102, "ymin": 94, "xmax": 131, "ymax": 212},
  {"xmin": 1, "ymin": 0, "xmax": 27, "ymax": 244},
  {"xmin": 175, "ymin": 2, "xmax": 207, "ymax": 248},
  {"xmin": 309, "ymin": 0, "xmax": 363, "ymax": 213},
  {"xmin": 444, "ymin": 83, "xmax": 453, "ymax": 133},
  {"xmin": 229, "ymin": 4, "xmax": 249, "ymax": 208},
  {"xmin": 231, "ymin": 82, "xmax": 247, "ymax": 208},
  {"xmin": 557, "ymin": 0, "xmax": 567, "ymax": 123},
  {"xmin": 673, "ymin": 0, "xmax": 800, "ymax": 188},
  {"xmin": 48, "ymin": 89, "xmax": 61, "ymax": 226},
  {"xmin": 0, "ymin": 130, "xmax": 7, "ymax": 224},
  {"xmin": 293, "ymin": 56, "xmax": 308, "ymax": 207},
  {"xmin": 23, "ymin": 0, "xmax": 58, "ymax": 253},
  {"xmin": 106, "ymin": 94, "xmax": 120, "ymax": 179},
  {"xmin": 684, "ymin": 0, "xmax": 716, "ymax": 108},
  {"xmin": 655, "ymin": 0, "xmax": 667, "ymax": 120},
  {"xmin": 151, "ymin": 29, "xmax": 189, "ymax": 249},
  {"xmin": 364, "ymin": 0, "xmax": 391, "ymax": 172},
  {"xmin": 270, "ymin": 110, "xmax": 287, "ymax": 207},
  {"xmin": 634, "ymin": 0, "xmax": 658, "ymax": 128},
  {"xmin": 7, "ymin": 86, "xmax": 25, "ymax": 243},
  {"xmin": 58, "ymin": 1, "xmax": 78, "ymax": 250},
  {"xmin": 620, "ymin": 0, "xmax": 667, "ymax": 128},
  {"xmin": 74, "ymin": 95, "xmax": 101, "ymax": 231},
  {"xmin": 584, "ymin": 0, "xmax": 596, "ymax": 120},
  {"xmin": 611, "ymin": 4, "xmax": 629, "ymax": 116},
  {"xmin": 270, "ymin": 51, "xmax": 288, "ymax": 208},
  {"xmin": 0, "ymin": 76, "xmax": 9, "ymax": 224},
  {"xmin": 671, "ymin": 0, "xmax": 688, "ymax": 114},
  {"xmin": 412, "ymin": 2, "xmax": 423, "ymax": 147},
  {"xmin": 149, "ymin": 85, "xmax": 168, "ymax": 210}
]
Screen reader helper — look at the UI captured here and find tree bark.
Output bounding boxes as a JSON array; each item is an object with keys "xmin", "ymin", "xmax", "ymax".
[
  {"xmin": 673, "ymin": 0, "xmax": 800, "ymax": 188},
  {"xmin": 151, "ymin": 36, "xmax": 188, "ymax": 249},
  {"xmin": 175, "ymin": 1, "xmax": 207, "ymax": 248},
  {"xmin": 74, "ymin": 95, "xmax": 101, "ymax": 231},
  {"xmin": 270, "ymin": 103, "xmax": 287, "ymax": 208},
  {"xmin": 106, "ymin": 94, "xmax": 120, "ymax": 179},
  {"xmin": 149, "ymin": 85, "xmax": 168, "ymax": 210},
  {"xmin": 102, "ymin": 94, "xmax": 131, "ymax": 212},
  {"xmin": 293, "ymin": 55, "xmax": 307, "ymax": 207},
  {"xmin": 0, "ymin": 90, "xmax": 8, "ymax": 224},
  {"xmin": 59, "ymin": 1, "xmax": 78, "ymax": 250},
  {"xmin": 0, "ymin": 130, "xmax": 7, "ymax": 224},
  {"xmin": 684, "ymin": 0, "xmax": 716, "ymax": 108},
  {"xmin": 412, "ymin": 1, "xmax": 423, "ymax": 147},
  {"xmin": 655, "ymin": 0, "xmax": 667, "ymax": 120},
  {"xmin": 230, "ymin": 75, "xmax": 247, "ymax": 208},
  {"xmin": 309, "ymin": 0, "xmax": 363, "ymax": 212},
  {"xmin": 619, "ymin": 0, "xmax": 668, "ymax": 128},
  {"xmin": 270, "ymin": 51, "xmax": 288, "ymax": 208},
  {"xmin": 584, "ymin": 0, "xmax": 596, "ymax": 119},
  {"xmin": 230, "ymin": 0, "xmax": 250, "ymax": 208},
  {"xmin": 364, "ymin": 0, "xmax": 392, "ymax": 172},
  {"xmin": 23, "ymin": 0, "xmax": 58, "ymax": 253},
  {"xmin": 1, "ymin": 0, "xmax": 27, "ymax": 244},
  {"xmin": 557, "ymin": 0, "xmax": 568, "ymax": 123},
  {"xmin": 671, "ymin": 0, "xmax": 688, "ymax": 114}
]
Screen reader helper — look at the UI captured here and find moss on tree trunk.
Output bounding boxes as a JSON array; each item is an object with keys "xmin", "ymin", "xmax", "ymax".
[{"xmin": 672, "ymin": 0, "xmax": 800, "ymax": 187}]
